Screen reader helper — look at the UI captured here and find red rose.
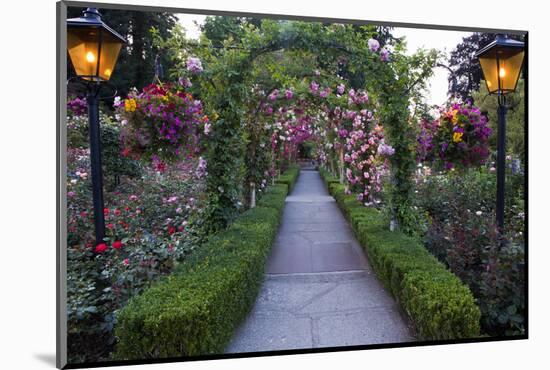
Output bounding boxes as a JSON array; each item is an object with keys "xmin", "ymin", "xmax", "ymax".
[
  {"xmin": 104, "ymin": 208, "xmax": 110, "ymax": 216},
  {"xmin": 112, "ymin": 240, "xmax": 123, "ymax": 250},
  {"xmin": 106, "ymin": 223, "xmax": 114, "ymax": 229},
  {"xmin": 114, "ymin": 209, "xmax": 121, "ymax": 216},
  {"xmin": 95, "ymin": 243, "xmax": 108, "ymax": 253},
  {"xmin": 168, "ymin": 226, "xmax": 175, "ymax": 235}
]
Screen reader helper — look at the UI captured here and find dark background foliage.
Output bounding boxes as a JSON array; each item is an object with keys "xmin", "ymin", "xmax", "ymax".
[{"xmin": 67, "ymin": 7, "xmax": 178, "ymax": 96}]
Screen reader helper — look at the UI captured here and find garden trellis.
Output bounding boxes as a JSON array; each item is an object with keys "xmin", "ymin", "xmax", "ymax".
[{"xmin": 148, "ymin": 20, "xmax": 439, "ymax": 232}]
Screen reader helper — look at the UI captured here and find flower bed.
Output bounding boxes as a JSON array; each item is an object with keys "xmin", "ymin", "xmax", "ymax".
[
  {"xmin": 114, "ymin": 174, "xmax": 293, "ymax": 359},
  {"xmin": 319, "ymin": 168, "xmax": 481, "ymax": 340}
]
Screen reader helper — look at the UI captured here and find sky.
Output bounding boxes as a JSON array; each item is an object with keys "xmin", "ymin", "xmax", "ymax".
[{"xmin": 177, "ymin": 14, "xmax": 473, "ymax": 106}]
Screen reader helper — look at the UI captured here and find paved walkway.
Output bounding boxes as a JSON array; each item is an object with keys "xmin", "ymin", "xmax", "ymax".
[{"xmin": 227, "ymin": 168, "xmax": 414, "ymax": 353}]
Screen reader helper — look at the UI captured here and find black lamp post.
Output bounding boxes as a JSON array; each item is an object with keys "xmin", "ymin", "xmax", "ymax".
[
  {"xmin": 476, "ymin": 34, "xmax": 524, "ymax": 231},
  {"xmin": 67, "ymin": 8, "xmax": 126, "ymax": 244}
]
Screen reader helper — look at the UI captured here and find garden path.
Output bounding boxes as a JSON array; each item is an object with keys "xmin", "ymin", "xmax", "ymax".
[{"xmin": 227, "ymin": 167, "xmax": 415, "ymax": 353}]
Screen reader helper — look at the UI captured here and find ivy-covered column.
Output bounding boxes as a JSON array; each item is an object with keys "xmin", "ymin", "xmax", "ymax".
[
  {"xmin": 379, "ymin": 94, "xmax": 417, "ymax": 233},
  {"xmin": 202, "ymin": 58, "xmax": 249, "ymax": 233}
]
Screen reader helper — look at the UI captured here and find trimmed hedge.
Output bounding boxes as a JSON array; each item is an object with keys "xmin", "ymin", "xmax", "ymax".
[
  {"xmin": 113, "ymin": 181, "xmax": 289, "ymax": 359},
  {"xmin": 275, "ymin": 165, "xmax": 300, "ymax": 192},
  {"xmin": 257, "ymin": 184, "xmax": 288, "ymax": 218},
  {"xmin": 319, "ymin": 167, "xmax": 481, "ymax": 340}
]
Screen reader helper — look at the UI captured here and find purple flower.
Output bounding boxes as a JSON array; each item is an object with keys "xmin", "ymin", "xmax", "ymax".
[
  {"xmin": 204, "ymin": 123, "xmax": 211, "ymax": 135},
  {"xmin": 186, "ymin": 57, "xmax": 203, "ymax": 74},
  {"xmin": 337, "ymin": 84, "xmax": 345, "ymax": 95},
  {"xmin": 310, "ymin": 81, "xmax": 319, "ymax": 93},
  {"xmin": 195, "ymin": 157, "xmax": 207, "ymax": 179},
  {"xmin": 368, "ymin": 38, "xmax": 380, "ymax": 52},
  {"xmin": 285, "ymin": 89, "xmax": 293, "ymax": 99},
  {"xmin": 178, "ymin": 76, "xmax": 193, "ymax": 87},
  {"xmin": 377, "ymin": 142, "xmax": 395, "ymax": 156},
  {"xmin": 68, "ymin": 97, "xmax": 87, "ymax": 115},
  {"xmin": 380, "ymin": 47, "xmax": 390, "ymax": 62}
]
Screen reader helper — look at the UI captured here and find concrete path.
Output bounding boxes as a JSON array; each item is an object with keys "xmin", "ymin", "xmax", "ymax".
[{"xmin": 227, "ymin": 168, "xmax": 414, "ymax": 353}]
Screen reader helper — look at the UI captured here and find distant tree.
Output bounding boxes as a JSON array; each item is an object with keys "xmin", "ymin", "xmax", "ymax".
[
  {"xmin": 447, "ymin": 32, "xmax": 524, "ymax": 101},
  {"xmin": 67, "ymin": 7, "xmax": 177, "ymax": 95},
  {"xmin": 201, "ymin": 16, "xmax": 261, "ymax": 50}
]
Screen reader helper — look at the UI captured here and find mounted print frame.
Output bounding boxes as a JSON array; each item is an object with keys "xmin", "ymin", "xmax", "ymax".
[{"xmin": 57, "ymin": 1, "xmax": 528, "ymax": 368}]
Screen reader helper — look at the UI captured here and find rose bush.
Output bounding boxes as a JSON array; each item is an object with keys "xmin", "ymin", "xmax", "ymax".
[
  {"xmin": 414, "ymin": 164, "xmax": 525, "ymax": 336},
  {"xmin": 66, "ymin": 99, "xmax": 208, "ymax": 362}
]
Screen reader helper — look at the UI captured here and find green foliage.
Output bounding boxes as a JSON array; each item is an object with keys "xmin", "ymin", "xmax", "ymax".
[
  {"xmin": 321, "ymin": 173, "xmax": 481, "ymax": 340},
  {"xmin": 473, "ymin": 79, "xmax": 525, "ymax": 163},
  {"xmin": 274, "ymin": 165, "xmax": 300, "ymax": 192},
  {"xmin": 113, "ymin": 183, "xmax": 288, "ymax": 359},
  {"xmin": 257, "ymin": 184, "xmax": 289, "ymax": 217},
  {"xmin": 155, "ymin": 18, "xmax": 439, "ymax": 235},
  {"xmin": 66, "ymin": 112, "xmax": 142, "ymax": 189},
  {"xmin": 202, "ymin": 117, "xmax": 246, "ymax": 234}
]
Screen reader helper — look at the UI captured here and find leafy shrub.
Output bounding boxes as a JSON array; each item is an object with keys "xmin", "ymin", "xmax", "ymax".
[
  {"xmin": 321, "ymin": 174, "xmax": 481, "ymax": 340},
  {"xmin": 480, "ymin": 242, "xmax": 525, "ymax": 335},
  {"xmin": 414, "ymin": 166, "xmax": 525, "ymax": 336},
  {"xmin": 275, "ymin": 164, "xmax": 300, "ymax": 192},
  {"xmin": 67, "ymin": 112, "xmax": 142, "ymax": 189},
  {"xmin": 257, "ymin": 184, "xmax": 289, "ymax": 217},
  {"xmin": 114, "ymin": 184, "xmax": 288, "ymax": 359}
]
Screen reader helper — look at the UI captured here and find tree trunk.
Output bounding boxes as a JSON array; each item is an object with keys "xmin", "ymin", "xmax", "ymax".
[
  {"xmin": 250, "ymin": 182, "xmax": 256, "ymax": 208},
  {"xmin": 338, "ymin": 148, "xmax": 345, "ymax": 184}
]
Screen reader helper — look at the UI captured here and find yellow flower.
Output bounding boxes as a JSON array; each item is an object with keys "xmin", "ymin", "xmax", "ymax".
[
  {"xmin": 451, "ymin": 109, "xmax": 459, "ymax": 125},
  {"xmin": 453, "ymin": 132, "xmax": 463, "ymax": 143},
  {"xmin": 124, "ymin": 98, "xmax": 137, "ymax": 112}
]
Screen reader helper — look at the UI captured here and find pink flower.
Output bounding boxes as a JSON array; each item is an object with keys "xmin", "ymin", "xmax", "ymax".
[
  {"xmin": 129, "ymin": 195, "xmax": 138, "ymax": 201},
  {"xmin": 268, "ymin": 89, "xmax": 279, "ymax": 101},
  {"xmin": 123, "ymin": 258, "xmax": 129, "ymax": 266},
  {"xmin": 67, "ymin": 191, "xmax": 76, "ymax": 198}
]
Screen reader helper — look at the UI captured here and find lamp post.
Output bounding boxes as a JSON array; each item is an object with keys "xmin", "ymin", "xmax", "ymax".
[
  {"xmin": 476, "ymin": 34, "xmax": 524, "ymax": 231},
  {"xmin": 67, "ymin": 8, "xmax": 125, "ymax": 244}
]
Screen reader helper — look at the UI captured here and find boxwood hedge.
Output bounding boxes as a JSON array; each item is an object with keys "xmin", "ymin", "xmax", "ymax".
[
  {"xmin": 113, "ymin": 172, "xmax": 295, "ymax": 359},
  {"xmin": 319, "ymin": 168, "xmax": 481, "ymax": 340},
  {"xmin": 275, "ymin": 165, "xmax": 300, "ymax": 192}
]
